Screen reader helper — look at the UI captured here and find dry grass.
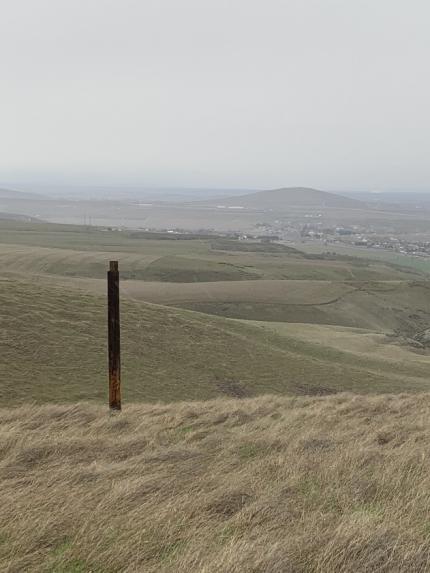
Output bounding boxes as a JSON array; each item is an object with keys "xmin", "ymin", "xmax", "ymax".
[{"xmin": 2, "ymin": 393, "xmax": 430, "ymax": 572}]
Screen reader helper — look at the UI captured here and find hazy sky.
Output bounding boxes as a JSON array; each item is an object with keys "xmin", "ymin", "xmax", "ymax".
[{"xmin": 1, "ymin": 0, "xmax": 429, "ymax": 191}]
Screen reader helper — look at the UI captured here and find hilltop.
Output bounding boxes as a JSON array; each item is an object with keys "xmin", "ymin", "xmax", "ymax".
[
  {"xmin": 2, "ymin": 393, "xmax": 430, "ymax": 572},
  {"xmin": 201, "ymin": 187, "xmax": 367, "ymax": 210}
]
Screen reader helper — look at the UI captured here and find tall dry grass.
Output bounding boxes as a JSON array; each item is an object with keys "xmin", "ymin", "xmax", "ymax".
[{"xmin": 1, "ymin": 393, "xmax": 430, "ymax": 572}]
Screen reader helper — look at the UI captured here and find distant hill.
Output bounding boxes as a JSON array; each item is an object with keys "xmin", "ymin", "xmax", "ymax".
[
  {"xmin": 0, "ymin": 187, "xmax": 47, "ymax": 200},
  {"xmin": 0, "ymin": 212, "xmax": 41, "ymax": 222},
  {"xmin": 203, "ymin": 187, "xmax": 367, "ymax": 210}
]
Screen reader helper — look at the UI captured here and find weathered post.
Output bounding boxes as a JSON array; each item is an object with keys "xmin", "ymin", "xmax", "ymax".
[{"xmin": 107, "ymin": 260, "xmax": 121, "ymax": 411}]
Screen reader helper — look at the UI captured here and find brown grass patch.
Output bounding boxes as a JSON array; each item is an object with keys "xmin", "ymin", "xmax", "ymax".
[{"xmin": 2, "ymin": 393, "xmax": 430, "ymax": 571}]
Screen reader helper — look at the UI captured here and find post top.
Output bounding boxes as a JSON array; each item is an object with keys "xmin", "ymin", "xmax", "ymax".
[{"xmin": 109, "ymin": 260, "xmax": 119, "ymax": 271}]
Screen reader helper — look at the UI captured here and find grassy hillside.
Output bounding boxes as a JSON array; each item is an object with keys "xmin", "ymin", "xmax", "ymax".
[
  {"xmin": 0, "ymin": 244, "xmax": 260, "ymax": 282},
  {"xmin": 2, "ymin": 394, "xmax": 430, "ymax": 572},
  {"xmin": 121, "ymin": 278, "xmax": 430, "ymax": 332},
  {"xmin": 2, "ymin": 274, "xmax": 430, "ymax": 406},
  {"xmin": 1, "ymin": 218, "xmax": 430, "ymax": 403}
]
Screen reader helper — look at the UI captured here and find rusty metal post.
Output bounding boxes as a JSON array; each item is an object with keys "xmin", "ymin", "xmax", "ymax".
[{"xmin": 108, "ymin": 260, "xmax": 121, "ymax": 411}]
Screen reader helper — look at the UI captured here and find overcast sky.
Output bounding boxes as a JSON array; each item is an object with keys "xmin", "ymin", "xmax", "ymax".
[{"xmin": 1, "ymin": 0, "xmax": 429, "ymax": 191}]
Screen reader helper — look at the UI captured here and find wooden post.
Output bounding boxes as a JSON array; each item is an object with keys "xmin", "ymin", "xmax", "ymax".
[{"xmin": 108, "ymin": 260, "xmax": 121, "ymax": 411}]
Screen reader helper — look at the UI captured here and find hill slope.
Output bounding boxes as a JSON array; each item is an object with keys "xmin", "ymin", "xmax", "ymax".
[
  {"xmin": 203, "ymin": 187, "xmax": 367, "ymax": 210},
  {"xmin": 2, "ymin": 394, "xmax": 430, "ymax": 572},
  {"xmin": 2, "ymin": 274, "xmax": 430, "ymax": 405},
  {"xmin": 119, "ymin": 279, "xmax": 430, "ymax": 333}
]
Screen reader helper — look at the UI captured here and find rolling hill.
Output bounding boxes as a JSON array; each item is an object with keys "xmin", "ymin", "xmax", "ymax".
[
  {"xmin": 128, "ymin": 279, "xmax": 430, "ymax": 333},
  {"xmin": 2, "ymin": 203, "xmax": 430, "ymax": 573},
  {"xmin": 201, "ymin": 187, "xmax": 367, "ymax": 210},
  {"xmin": 1, "ymin": 218, "xmax": 430, "ymax": 404},
  {"xmin": 2, "ymin": 273, "xmax": 430, "ymax": 406},
  {"xmin": 0, "ymin": 233, "xmax": 420, "ymax": 284}
]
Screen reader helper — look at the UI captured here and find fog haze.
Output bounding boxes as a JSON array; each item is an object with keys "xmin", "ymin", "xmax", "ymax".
[{"xmin": 1, "ymin": 0, "xmax": 429, "ymax": 191}]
